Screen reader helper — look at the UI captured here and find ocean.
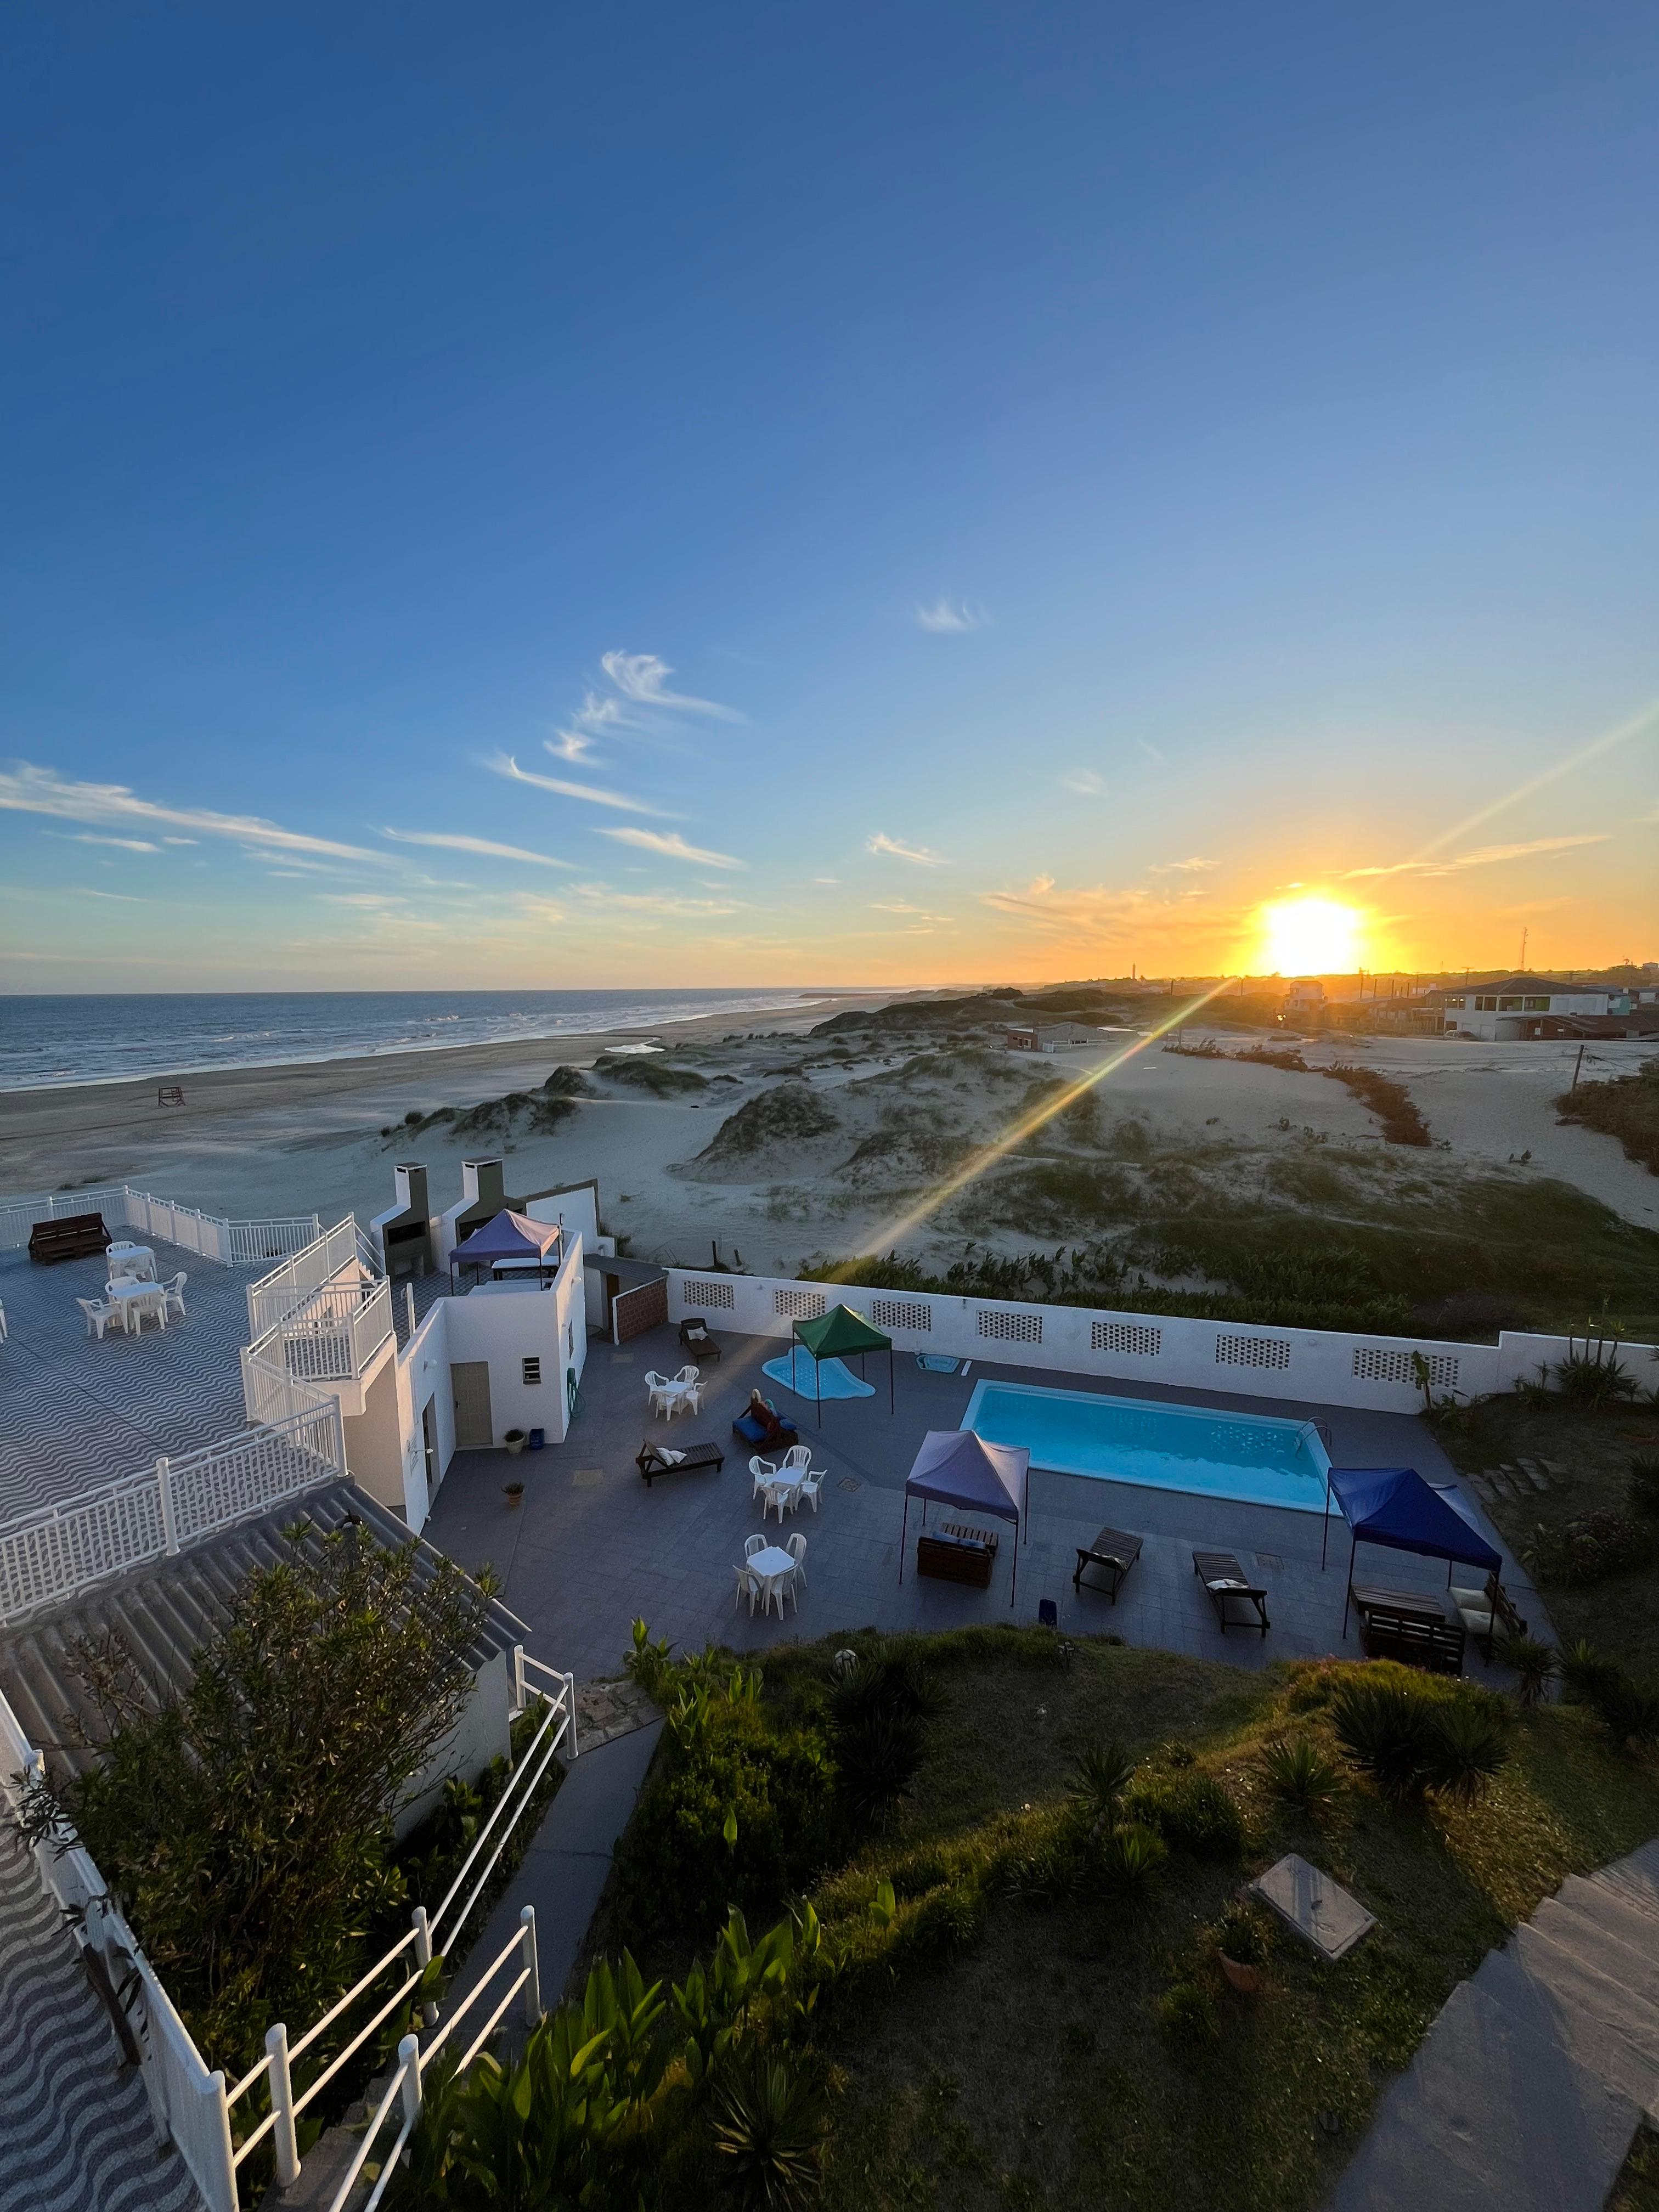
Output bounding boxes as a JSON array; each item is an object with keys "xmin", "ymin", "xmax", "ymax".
[{"xmin": 0, "ymin": 990, "xmax": 841, "ymax": 1092}]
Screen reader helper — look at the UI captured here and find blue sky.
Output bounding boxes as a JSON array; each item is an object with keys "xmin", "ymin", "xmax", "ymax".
[{"xmin": 2, "ymin": 0, "xmax": 1655, "ymax": 989}]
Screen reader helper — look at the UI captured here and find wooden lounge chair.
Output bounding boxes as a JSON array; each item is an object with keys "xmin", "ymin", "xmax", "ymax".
[
  {"xmin": 1074, "ymin": 1525, "xmax": 1144, "ymax": 1604},
  {"xmin": 29, "ymin": 1212, "xmax": 111, "ymax": 1265},
  {"xmin": 1193, "ymin": 1549, "xmax": 1270, "ymax": 1635},
  {"xmin": 636, "ymin": 1437, "xmax": 725, "ymax": 1487},
  {"xmin": 679, "ymin": 1317, "xmax": 722, "ymax": 1361}
]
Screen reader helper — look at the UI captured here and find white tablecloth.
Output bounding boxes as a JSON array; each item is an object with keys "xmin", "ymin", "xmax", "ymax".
[
  {"xmin": 106, "ymin": 1242, "xmax": 156, "ymax": 1282},
  {"xmin": 106, "ymin": 1280, "xmax": 167, "ymax": 1331}
]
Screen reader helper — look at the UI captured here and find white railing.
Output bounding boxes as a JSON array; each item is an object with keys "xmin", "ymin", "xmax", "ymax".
[
  {"xmin": 0, "ymin": 1690, "xmax": 240, "ymax": 2212},
  {"xmin": 246, "ymin": 1217, "xmax": 371, "ymax": 1338},
  {"xmin": 0, "ymin": 1402, "xmax": 346, "ymax": 1626},
  {"xmin": 0, "ymin": 1184, "xmax": 320, "ymax": 1269},
  {"xmin": 666, "ymin": 1268, "xmax": 1659, "ymax": 1415},
  {"xmin": 274, "ymin": 1279, "xmax": 395, "ymax": 1384},
  {"xmin": 230, "ymin": 1668, "xmax": 574, "ymax": 2200}
]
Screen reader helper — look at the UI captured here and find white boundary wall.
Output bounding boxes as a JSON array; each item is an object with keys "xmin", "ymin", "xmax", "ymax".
[
  {"xmin": 0, "ymin": 1184, "xmax": 319, "ymax": 1268},
  {"xmin": 667, "ymin": 1270, "xmax": 1659, "ymax": 1414}
]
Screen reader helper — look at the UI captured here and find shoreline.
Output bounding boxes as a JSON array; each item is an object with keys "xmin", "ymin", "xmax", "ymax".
[{"xmin": 0, "ymin": 987, "xmax": 907, "ymax": 1198}]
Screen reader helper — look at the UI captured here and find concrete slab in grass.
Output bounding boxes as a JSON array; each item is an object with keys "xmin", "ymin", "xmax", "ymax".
[{"xmin": 1250, "ymin": 1853, "xmax": 1375, "ymax": 1961}]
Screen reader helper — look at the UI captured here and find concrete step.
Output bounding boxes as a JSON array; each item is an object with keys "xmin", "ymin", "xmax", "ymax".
[
  {"xmin": 1547, "ymin": 1875, "xmax": 1659, "ymax": 1958},
  {"xmin": 1474, "ymin": 1946, "xmax": 1659, "ymax": 2114},
  {"xmin": 1532, "ymin": 1896, "xmax": 1659, "ymax": 2000},
  {"xmin": 1595, "ymin": 1841, "xmax": 1659, "ymax": 1921},
  {"xmin": 1482, "ymin": 1922, "xmax": 1659, "ymax": 2074},
  {"xmin": 1327, "ymin": 1979, "xmax": 1641, "ymax": 2212}
]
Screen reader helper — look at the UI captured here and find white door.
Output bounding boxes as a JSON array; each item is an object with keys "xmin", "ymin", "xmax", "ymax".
[{"xmin": 452, "ymin": 1361, "xmax": 493, "ymax": 1449}]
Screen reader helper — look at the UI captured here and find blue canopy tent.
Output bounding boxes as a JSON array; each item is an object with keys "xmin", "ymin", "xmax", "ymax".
[
  {"xmin": 1325, "ymin": 1465, "xmax": 1502, "ymax": 1636},
  {"xmin": 898, "ymin": 1429, "xmax": 1029, "ymax": 1606}
]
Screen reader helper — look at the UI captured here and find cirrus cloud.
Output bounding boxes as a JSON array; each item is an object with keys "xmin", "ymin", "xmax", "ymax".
[
  {"xmin": 379, "ymin": 828, "xmax": 574, "ymax": 869},
  {"xmin": 915, "ymin": 599, "xmax": 985, "ymax": 634},
  {"xmin": 0, "ymin": 761, "xmax": 388, "ymax": 864},
  {"xmin": 599, "ymin": 651, "xmax": 741, "ymax": 720},
  {"xmin": 488, "ymin": 753, "xmax": 665, "ymax": 815},
  {"xmin": 867, "ymin": 832, "xmax": 947, "ymax": 866},
  {"xmin": 594, "ymin": 826, "xmax": 743, "ymax": 870}
]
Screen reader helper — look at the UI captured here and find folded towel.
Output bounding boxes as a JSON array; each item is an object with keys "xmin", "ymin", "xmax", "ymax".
[
  {"xmin": 1207, "ymin": 1577, "xmax": 1248, "ymax": 1593},
  {"xmin": 660, "ymin": 1448, "xmax": 685, "ymax": 1466}
]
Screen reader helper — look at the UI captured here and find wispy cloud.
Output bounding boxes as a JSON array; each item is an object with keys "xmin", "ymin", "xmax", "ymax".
[
  {"xmin": 567, "ymin": 884, "xmax": 747, "ymax": 918},
  {"xmin": 873, "ymin": 901, "xmax": 953, "ymax": 923},
  {"xmin": 1135, "ymin": 738, "xmax": 1166, "ymax": 765},
  {"xmin": 0, "ymin": 762, "xmax": 388, "ymax": 864},
  {"xmin": 867, "ymin": 832, "xmax": 947, "ymax": 866},
  {"xmin": 489, "ymin": 753, "xmax": 664, "ymax": 815},
  {"xmin": 1345, "ymin": 832, "xmax": 1610, "ymax": 881},
  {"xmin": 594, "ymin": 826, "xmax": 744, "ymax": 870},
  {"xmin": 52, "ymin": 831, "xmax": 162, "ymax": 853},
  {"xmin": 814, "ymin": 877, "xmax": 840, "ymax": 885},
  {"xmin": 1151, "ymin": 856, "xmax": 1219, "ymax": 874},
  {"xmin": 599, "ymin": 651, "xmax": 742, "ymax": 720},
  {"xmin": 163, "ymin": 836, "xmax": 199, "ymax": 846},
  {"xmin": 78, "ymin": 887, "xmax": 146, "ymax": 902},
  {"xmin": 380, "ymin": 828, "xmax": 574, "ymax": 869},
  {"xmin": 319, "ymin": 893, "xmax": 407, "ymax": 910},
  {"xmin": 1062, "ymin": 770, "xmax": 1105, "ymax": 798},
  {"xmin": 982, "ymin": 873, "xmax": 1218, "ymax": 947},
  {"xmin": 915, "ymin": 599, "xmax": 985, "ymax": 634}
]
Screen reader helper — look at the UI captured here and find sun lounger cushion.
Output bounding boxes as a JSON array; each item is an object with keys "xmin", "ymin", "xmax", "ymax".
[{"xmin": 733, "ymin": 1412, "xmax": 799, "ymax": 1449}]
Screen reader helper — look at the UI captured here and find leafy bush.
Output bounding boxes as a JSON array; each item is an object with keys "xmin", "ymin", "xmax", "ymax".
[
  {"xmin": 1331, "ymin": 1678, "xmax": 1510, "ymax": 1804},
  {"xmin": 1122, "ymin": 1771, "xmax": 1246, "ymax": 1859},
  {"xmin": 1215, "ymin": 1903, "xmax": 1271, "ymax": 1968},
  {"xmin": 1588, "ymin": 1673, "xmax": 1659, "ymax": 1751},
  {"xmin": 1260, "ymin": 1735, "xmax": 1342, "ymax": 1809},
  {"xmin": 1157, "ymin": 1979, "xmax": 1218, "ymax": 2051},
  {"xmin": 1067, "ymin": 1740, "xmax": 1138, "ymax": 1832},
  {"xmin": 1628, "ymin": 1455, "xmax": 1659, "ymax": 1517},
  {"xmin": 1095, "ymin": 1820, "xmax": 1168, "ymax": 1899},
  {"xmin": 833, "ymin": 1711, "xmax": 926, "ymax": 1823},
  {"xmin": 826, "ymin": 1648, "xmax": 945, "ymax": 1729},
  {"xmin": 1491, "ymin": 1633, "xmax": 1557, "ymax": 1708},
  {"xmin": 709, "ymin": 2044, "xmax": 832, "ymax": 2209},
  {"xmin": 1420, "ymin": 1701, "xmax": 1511, "ymax": 1802},
  {"xmin": 1528, "ymin": 1509, "xmax": 1657, "ymax": 1587},
  {"xmin": 1555, "ymin": 1352, "xmax": 1638, "ymax": 1409}
]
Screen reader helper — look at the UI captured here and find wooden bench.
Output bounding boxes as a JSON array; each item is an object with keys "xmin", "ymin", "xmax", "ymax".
[
  {"xmin": 917, "ymin": 1523, "xmax": 999, "ymax": 1589},
  {"xmin": 636, "ymin": 1438, "xmax": 725, "ymax": 1487},
  {"xmin": 28, "ymin": 1213, "xmax": 111, "ymax": 1265},
  {"xmin": 1358, "ymin": 1600, "xmax": 1466, "ymax": 1675}
]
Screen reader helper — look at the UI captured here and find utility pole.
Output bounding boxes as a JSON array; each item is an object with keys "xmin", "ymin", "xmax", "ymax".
[
  {"xmin": 1570, "ymin": 1044, "xmax": 1585, "ymax": 1093},
  {"xmin": 1518, "ymin": 927, "xmax": 1527, "ymax": 973}
]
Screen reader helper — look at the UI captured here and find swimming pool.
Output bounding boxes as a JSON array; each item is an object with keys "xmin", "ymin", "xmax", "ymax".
[{"xmin": 963, "ymin": 1380, "xmax": 1331, "ymax": 1513}]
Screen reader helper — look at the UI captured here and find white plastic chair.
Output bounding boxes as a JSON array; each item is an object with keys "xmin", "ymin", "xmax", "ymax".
[
  {"xmin": 77, "ymin": 1296, "xmax": 117, "ymax": 1341},
  {"xmin": 779, "ymin": 1444, "xmax": 812, "ymax": 1474},
  {"xmin": 732, "ymin": 1563, "xmax": 758, "ymax": 1615},
  {"xmin": 744, "ymin": 1533, "xmax": 768, "ymax": 1559},
  {"xmin": 0, "ymin": 1299, "xmax": 7, "ymax": 1342},
  {"xmin": 786, "ymin": 1532, "xmax": 808, "ymax": 1588},
  {"xmin": 750, "ymin": 1457, "xmax": 778, "ymax": 1502},
  {"xmin": 645, "ymin": 1372, "xmax": 676, "ymax": 1418},
  {"xmin": 674, "ymin": 1364, "xmax": 700, "ymax": 1386},
  {"xmin": 161, "ymin": 1271, "xmax": 187, "ymax": 1319},
  {"xmin": 797, "ymin": 1469, "xmax": 823, "ymax": 1514}
]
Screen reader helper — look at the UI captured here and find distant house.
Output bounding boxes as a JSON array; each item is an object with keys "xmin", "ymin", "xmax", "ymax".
[
  {"xmin": 1434, "ymin": 976, "xmax": 1653, "ymax": 1041},
  {"xmin": 1280, "ymin": 979, "xmax": 1325, "ymax": 1020},
  {"xmin": 1006, "ymin": 1021, "xmax": 1098, "ymax": 1053}
]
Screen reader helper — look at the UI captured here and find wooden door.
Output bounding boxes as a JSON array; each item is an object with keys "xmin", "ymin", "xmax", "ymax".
[{"xmin": 452, "ymin": 1361, "xmax": 494, "ymax": 1449}]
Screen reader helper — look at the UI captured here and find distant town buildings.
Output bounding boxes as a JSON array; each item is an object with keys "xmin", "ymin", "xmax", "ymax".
[
  {"xmin": 1433, "ymin": 975, "xmax": 1659, "ymax": 1041},
  {"xmin": 1005, "ymin": 1019, "xmax": 1099, "ymax": 1053}
]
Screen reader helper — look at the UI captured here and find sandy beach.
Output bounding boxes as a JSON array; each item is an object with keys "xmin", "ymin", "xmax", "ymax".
[{"xmin": 3, "ymin": 995, "xmax": 1653, "ymax": 1308}]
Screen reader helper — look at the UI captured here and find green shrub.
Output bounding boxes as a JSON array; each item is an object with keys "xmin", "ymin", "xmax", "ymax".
[
  {"xmin": 833, "ymin": 1711, "xmax": 926, "ymax": 1822},
  {"xmin": 1215, "ymin": 1903, "xmax": 1271, "ymax": 1968},
  {"xmin": 1528, "ymin": 1509, "xmax": 1656, "ymax": 1587},
  {"xmin": 1555, "ymin": 1352, "xmax": 1638, "ymax": 1409},
  {"xmin": 1260, "ymin": 1735, "xmax": 1342, "ymax": 1809},
  {"xmin": 1157, "ymin": 1979, "xmax": 1218, "ymax": 2051},
  {"xmin": 1560, "ymin": 1639, "xmax": 1621, "ymax": 1706},
  {"xmin": 826, "ymin": 1648, "xmax": 945, "ymax": 1729},
  {"xmin": 1589, "ymin": 1673, "xmax": 1659, "ymax": 1751},
  {"xmin": 1331, "ymin": 1679, "xmax": 1441, "ymax": 1803},
  {"xmin": 1628, "ymin": 1455, "xmax": 1659, "ymax": 1517},
  {"xmin": 1068, "ymin": 1740, "xmax": 1138, "ymax": 1832},
  {"xmin": 1122, "ymin": 1771, "xmax": 1245, "ymax": 1858},
  {"xmin": 709, "ymin": 2044, "xmax": 831, "ymax": 2210},
  {"xmin": 1420, "ymin": 1701, "xmax": 1510, "ymax": 1802},
  {"xmin": 1095, "ymin": 1820, "xmax": 1168, "ymax": 1899},
  {"xmin": 1491, "ymin": 1633, "xmax": 1556, "ymax": 1708}
]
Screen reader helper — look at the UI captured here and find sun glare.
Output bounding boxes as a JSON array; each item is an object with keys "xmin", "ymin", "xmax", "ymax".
[{"xmin": 1255, "ymin": 896, "xmax": 1363, "ymax": 976}]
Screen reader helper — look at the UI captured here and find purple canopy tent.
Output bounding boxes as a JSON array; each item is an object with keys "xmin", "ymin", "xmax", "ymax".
[
  {"xmin": 448, "ymin": 1209, "xmax": 563, "ymax": 1293},
  {"xmin": 899, "ymin": 1429, "xmax": 1029, "ymax": 1606}
]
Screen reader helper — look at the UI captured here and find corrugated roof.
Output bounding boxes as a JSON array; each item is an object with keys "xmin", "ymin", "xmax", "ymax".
[{"xmin": 0, "ymin": 1479, "xmax": 524, "ymax": 1781}]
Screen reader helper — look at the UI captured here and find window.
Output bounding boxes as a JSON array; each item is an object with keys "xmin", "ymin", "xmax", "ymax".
[
  {"xmin": 1092, "ymin": 1319, "xmax": 1162, "ymax": 1358},
  {"xmin": 522, "ymin": 1357, "xmax": 542, "ymax": 1386},
  {"xmin": 567, "ymin": 1323, "xmax": 574, "ymax": 1357},
  {"xmin": 1498, "ymin": 996, "xmax": 1522, "ymax": 1012},
  {"xmin": 1475, "ymin": 995, "xmax": 1498, "ymax": 1011},
  {"xmin": 1524, "ymin": 997, "xmax": 1549, "ymax": 1013}
]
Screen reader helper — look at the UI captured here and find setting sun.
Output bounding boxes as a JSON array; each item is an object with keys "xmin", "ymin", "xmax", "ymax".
[{"xmin": 1254, "ymin": 896, "xmax": 1364, "ymax": 975}]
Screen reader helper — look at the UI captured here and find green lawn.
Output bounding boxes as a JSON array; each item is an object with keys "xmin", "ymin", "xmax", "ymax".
[{"xmin": 727, "ymin": 1627, "xmax": 1659, "ymax": 2212}]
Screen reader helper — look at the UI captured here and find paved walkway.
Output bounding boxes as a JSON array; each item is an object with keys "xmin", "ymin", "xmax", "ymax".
[
  {"xmin": 0, "ymin": 1827, "xmax": 202, "ymax": 2212},
  {"xmin": 1329, "ymin": 1839, "xmax": 1659, "ymax": 2211}
]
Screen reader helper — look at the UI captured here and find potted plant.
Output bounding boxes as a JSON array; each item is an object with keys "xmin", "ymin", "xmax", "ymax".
[
  {"xmin": 504, "ymin": 1428, "xmax": 526, "ymax": 1457},
  {"xmin": 1216, "ymin": 1904, "xmax": 1269, "ymax": 1994},
  {"xmin": 504, "ymin": 1480, "xmax": 525, "ymax": 1508}
]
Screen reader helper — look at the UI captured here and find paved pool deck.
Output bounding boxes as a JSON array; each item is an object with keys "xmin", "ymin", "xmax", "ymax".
[{"xmin": 423, "ymin": 1323, "xmax": 1543, "ymax": 1686}]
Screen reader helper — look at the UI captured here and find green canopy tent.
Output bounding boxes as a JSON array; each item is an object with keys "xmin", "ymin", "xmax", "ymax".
[{"xmin": 792, "ymin": 1303, "xmax": 895, "ymax": 1425}]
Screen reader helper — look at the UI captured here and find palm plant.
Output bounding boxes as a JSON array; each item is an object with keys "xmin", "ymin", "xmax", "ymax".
[
  {"xmin": 1068, "ymin": 1739, "xmax": 1138, "ymax": 1837},
  {"xmin": 1260, "ymin": 1734, "xmax": 1342, "ymax": 1809},
  {"xmin": 709, "ymin": 2044, "xmax": 831, "ymax": 2210},
  {"xmin": 1491, "ymin": 1633, "xmax": 1556, "ymax": 1708}
]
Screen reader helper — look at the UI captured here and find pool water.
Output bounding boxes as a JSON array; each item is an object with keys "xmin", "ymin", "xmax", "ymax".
[{"xmin": 963, "ymin": 1381, "xmax": 1331, "ymax": 1513}]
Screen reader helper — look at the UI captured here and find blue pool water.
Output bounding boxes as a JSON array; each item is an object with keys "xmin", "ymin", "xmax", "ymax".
[{"xmin": 963, "ymin": 1381, "xmax": 1331, "ymax": 1513}]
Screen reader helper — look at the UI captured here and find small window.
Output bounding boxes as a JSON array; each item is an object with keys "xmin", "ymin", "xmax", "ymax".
[
  {"xmin": 522, "ymin": 1356, "xmax": 542, "ymax": 1386},
  {"xmin": 1524, "ymin": 997, "xmax": 1549, "ymax": 1012},
  {"xmin": 1498, "ymin": 996, "xmax": 1522, "ymax": 1012},
  {"xmin": 566, "ymin": 1323, "xmax": 574, "ymax": 1356}
]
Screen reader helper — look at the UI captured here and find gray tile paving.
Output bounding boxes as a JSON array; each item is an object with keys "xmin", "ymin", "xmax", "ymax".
[
  {"xmin": 423, "ymin": 1324, "xmax": 1543, "ymax": 1685},
  {"xmin": 0, "ymin": 1241, "xmax": 261, "ymax": 1519}
]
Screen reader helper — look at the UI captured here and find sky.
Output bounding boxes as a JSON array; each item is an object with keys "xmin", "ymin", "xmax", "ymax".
[{"xmin": 2, "ymin": 0, "xmax": 1656, "ymax": 994}]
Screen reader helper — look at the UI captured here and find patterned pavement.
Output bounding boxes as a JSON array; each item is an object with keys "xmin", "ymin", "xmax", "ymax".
[{"xmin": 0, "ymin": 1242, "xmax": 257, "ymax": 1520}]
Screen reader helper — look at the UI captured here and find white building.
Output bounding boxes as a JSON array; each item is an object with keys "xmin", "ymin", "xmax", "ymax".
[{"xmin": 1437, "ymin": 976, "xmax": 1633, "ymax": 1040}]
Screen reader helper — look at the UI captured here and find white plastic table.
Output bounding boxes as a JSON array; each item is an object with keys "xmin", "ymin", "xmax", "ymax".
[
  {"xmin": 746, "ymin": 1545, "xmax": 797, "ymax": 1616},
  {"xmin": 760, "ymin": 1473, "xmax": 803, "ymax": 1521},
  {"xmin": 106, "ymin": 1279, "xmax": 168, "ymax": 1333},
  {"xmin": 106, "ymin": 1242, "xmax": 156, "ymax": 1282}
]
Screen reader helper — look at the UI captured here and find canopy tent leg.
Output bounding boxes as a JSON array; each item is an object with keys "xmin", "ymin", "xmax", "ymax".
[
  {"xmin": 1342, "ymin": 1534, "xmax": 1358, "ymax": 1638},
  {"xmin": 888, "ymin": 1345, "xmax": 894, "ymax": 1414},
  {"xmin": 898, "ymin": 1491, "xmax": 909, "ymax": 1583},
  {"xmin": 1321, "ymin": 1463, "xmax": 1334, "ymax": 1570}
]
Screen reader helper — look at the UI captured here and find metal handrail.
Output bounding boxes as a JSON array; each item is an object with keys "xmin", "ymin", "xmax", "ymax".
[
  {"xmin": 326, "ymin": 2046, "xmax": 416, "ymax": 2212},
  {"xmin": 430, "ymin": 1686, "xmax": 569, "ymax": 1953},
  {"xmin": 417, "ymin": 1923, "xmax": 527, "ymax": 2067}
]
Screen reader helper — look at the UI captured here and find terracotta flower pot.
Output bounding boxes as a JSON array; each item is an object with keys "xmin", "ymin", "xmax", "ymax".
[
  {"xmin": 504, "ymin": 1482, "xmax": 524, "ymax": 1508},
  {"xmin": 1219, "ymin": 1954, "xmax": 1263, "ymax": 1995}
]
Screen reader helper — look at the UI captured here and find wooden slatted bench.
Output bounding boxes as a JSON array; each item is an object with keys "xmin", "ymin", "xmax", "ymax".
[
  {"xmin": 916, "ymin": 1523, "xmax": 998, "ymax": 1589},
  {"xmin": 1358, "ymin": 1600, "xmax": 1466, "ymax": 1675},
  {"xmin": 27, "ymin": 1213, "xmax": 111, "ymax": 1265}
]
